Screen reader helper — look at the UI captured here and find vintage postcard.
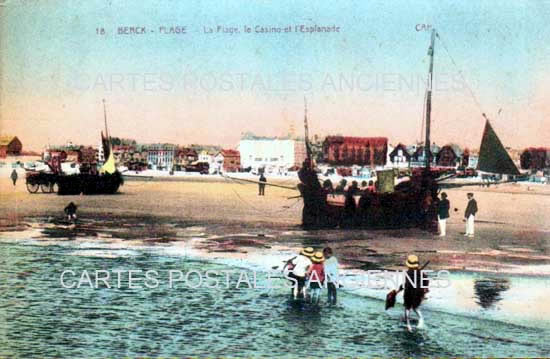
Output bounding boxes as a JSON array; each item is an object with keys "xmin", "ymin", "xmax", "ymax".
[{"xmin": 1, "ymin": 1, "xmax": 549, "ymax": 358}]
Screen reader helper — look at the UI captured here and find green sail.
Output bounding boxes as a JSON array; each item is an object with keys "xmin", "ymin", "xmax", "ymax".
[{"xmin": 477, "ymin": 120, "xmax": 520, "ymax": 175}]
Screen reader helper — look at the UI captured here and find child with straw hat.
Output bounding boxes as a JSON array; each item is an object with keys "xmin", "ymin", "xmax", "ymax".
[
  {"xmin": 306, "ymin": 251, "xmax": 325, "ymax": 304},
  {"xmin": 403, "ymin": 254, "xmax": 428, "ymax": 331},
  {"xmin": 285, "ymin": 247, "xmax": 314, "ymax": 300}
]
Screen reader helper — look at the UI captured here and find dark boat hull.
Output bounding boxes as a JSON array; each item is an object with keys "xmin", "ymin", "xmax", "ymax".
[
  {"xmin": 57, "ymin": 171, "xmax": 124, "ymax": 195},
  {"xmin": 298, "ymin": 167, "xmax": 438, "ymax": 230}
]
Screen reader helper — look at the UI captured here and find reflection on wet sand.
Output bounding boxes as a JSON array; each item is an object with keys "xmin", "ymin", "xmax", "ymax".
[{"xmin": 474, "ymin": 278, "xmax": 511, "ymax": 309}]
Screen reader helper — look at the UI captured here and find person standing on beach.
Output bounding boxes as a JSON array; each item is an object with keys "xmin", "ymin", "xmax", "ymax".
[
  {"xmin": 10, "ymin": 169, "xmax": 18, "ymax": 186},
  {"xmin": 421, "ymin": 191, "xmax": 433, "ymax": 230},
  {"xmin": 367, "ymin": 180, "xmax": 376, "ymax": 193},
  {"xmin": 258, "ymin": 173, "xmax": 266, "ymax": 196},
  {"xmin": 464, "ymin": 192, "xmax": 478, "ymax": 238},
  {"xmin": 323, "ymin": 247, "xmax": 339, "ymax": 305},
  {"xmin": 335, "ymin": 179, "xmax": 347, "ymax": 193},
  {"xmin": 437, "ymin": 192, "xmax": 450, "ymax": 237}
]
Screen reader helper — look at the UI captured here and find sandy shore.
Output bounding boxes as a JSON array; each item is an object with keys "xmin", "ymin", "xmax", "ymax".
[{"xmin": 1, "ymin": 177, "xmax": 549, "ymax": 275}]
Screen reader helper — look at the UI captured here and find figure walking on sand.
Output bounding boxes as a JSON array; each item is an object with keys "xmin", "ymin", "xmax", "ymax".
[
  {"xmin": 437, "ymin": 192, "xmax": 450, "ymax": 237},
  {"xmin": 464, "ymin": 192, "xmax": 478, "ymax": 238},
  {"xmin": 258, "ymin": 173, "xmax": 266, "ymax": 196},
  {"xmin": 10, "ymin": 169, "xmax": 18, "ymax": 187}
]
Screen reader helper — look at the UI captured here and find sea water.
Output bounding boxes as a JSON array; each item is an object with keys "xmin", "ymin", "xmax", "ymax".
[{"xmin": 0, "ymin": 240, "xmax": 549, "ymax": 358}]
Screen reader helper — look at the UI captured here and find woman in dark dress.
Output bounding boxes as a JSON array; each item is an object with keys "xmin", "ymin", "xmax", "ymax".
[{"xmin": 402, "ymin": 255, "xmax": 428, "ymax": 331}]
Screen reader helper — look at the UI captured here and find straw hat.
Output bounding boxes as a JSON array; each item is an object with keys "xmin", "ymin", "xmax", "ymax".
[
  {"xmin": 300, "ymin": 247, "xmax": 314, "ymax": 257},
  {"xmin": 311, "ymin": 251, "xmax": 325, "ymax": 263},
  {"xmin": 406, "ymin": 254, "xmax": 419, "ymax": 269}
]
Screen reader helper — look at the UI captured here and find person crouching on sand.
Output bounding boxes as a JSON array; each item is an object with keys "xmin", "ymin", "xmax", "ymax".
[
  {"xmin": 285, "ymin": 247, "xmax": 314, "ymax": 300},
  {"xmin": 323, "ymin": 247, "xmax": 339, "ymax": 305},
  {"xmin": 306, "ymin": 251, "xmax": 325, "ymax": 304},
  {"xmin": 64, "ymin": 202, "xmax": 78, "ymax": 221}
]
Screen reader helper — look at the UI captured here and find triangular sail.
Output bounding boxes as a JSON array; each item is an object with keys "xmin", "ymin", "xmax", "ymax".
[
  {"xmin": 477, "ymin": 120, "xmax": 519, "ymax": 175},
  {"xmin": 100, "ymin": 131, "xmax": 116, "ymax": 174},
  {"xmin": 99, "ymin": 100, "xmax": 116, "ymax": 175}
]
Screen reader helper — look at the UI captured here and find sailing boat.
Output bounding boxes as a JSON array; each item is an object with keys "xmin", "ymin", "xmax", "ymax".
[
  {"xmin": 56, "ymin": 100, "xmax": 124, "ymax": 195},
  {"xmin": 298, "ymin": 29, "xmax": 520, "ymax": 229}
]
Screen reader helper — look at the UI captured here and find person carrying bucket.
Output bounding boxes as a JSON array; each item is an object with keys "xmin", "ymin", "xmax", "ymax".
[{"xmin": 385, "ymin": 254, "xmax": 430, "ymax": 332}]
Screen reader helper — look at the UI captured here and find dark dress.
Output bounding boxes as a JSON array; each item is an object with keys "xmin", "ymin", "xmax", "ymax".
[{"xmin": 403, "ymin": 269, "xmax": 429, "ymax": 310}]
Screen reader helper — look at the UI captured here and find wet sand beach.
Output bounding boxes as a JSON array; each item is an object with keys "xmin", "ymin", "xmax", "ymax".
[{"xmin": 1, "ymin": 177, "xmax": 549, "ymax": 275}]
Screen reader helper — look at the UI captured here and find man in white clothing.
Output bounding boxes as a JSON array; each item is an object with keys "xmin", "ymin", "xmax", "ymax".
[{"xmin": 464, "ymin": 193, "xmax": 478, "ymax": 237}]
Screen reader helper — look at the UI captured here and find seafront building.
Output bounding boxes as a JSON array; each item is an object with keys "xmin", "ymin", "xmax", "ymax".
[
  {"xmin": 322, "ymin": 136, "xmax": 388, "ymax": 168},
  {"xmin": 388, "ymin": 143, "xmax": 412, "ymax": 168},
  {"xmin": 198, "ymin": 150, "xmax": 214, "ymax": 164},
  {"xmin": 0, "ymin": 135, "xmax": 22, "ymax": 158},
  {"xmin": 213, "ymin": 149, "xmax": 241, "ymax": 173},
  {"xmin": 520, "ymin": 147, "xmax": 550, "ymax": 171},
  {"xmin": 17, "ymin": 130, "xmax": 541, "ymax": 180},
  {"xmin": 174, "ymin": 147, "xmax": 198, "ymax": 170},
  {"xmin": 146, "ymin": 144, "xmax": 177, "ymax": 171},
  {"xmin": 238, "ymin": 137, "xmax": 306, "ymax": 174}
]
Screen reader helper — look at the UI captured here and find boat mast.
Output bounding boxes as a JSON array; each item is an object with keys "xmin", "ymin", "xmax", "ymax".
[
  {"xmin": 424, "ymin": 29, "xmax": 436, "ymax": 170},
  {"xmin": 103, "ymin": 98, "xmax": 110, "ymax": 139},
  {"xmin": 304, "ymin": 97, "xmax": 313, "ymax": 167}
]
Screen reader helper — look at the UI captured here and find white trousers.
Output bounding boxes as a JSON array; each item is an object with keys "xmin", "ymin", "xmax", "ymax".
[
  {"xmin": 438, "ymin": 216, "xmax": 447, "ymax": 236},
  {"xmin": 466, "ymin": 215, "xmax": 475, "ymax": 235}
]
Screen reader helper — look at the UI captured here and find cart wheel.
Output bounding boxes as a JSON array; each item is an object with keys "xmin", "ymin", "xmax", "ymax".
[
  {"xmin": 41, "ymin": 183, "xmax": 52, "ymax": 193},
  {"xmin": 26, "ymin": 182, "xmax": 39, "ymax": 193}
]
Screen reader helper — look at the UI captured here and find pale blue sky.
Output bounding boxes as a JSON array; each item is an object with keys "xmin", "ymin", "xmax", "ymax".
[{"xmin": 1, "ymin": 0, "xmax": 549, "ymax": 149}]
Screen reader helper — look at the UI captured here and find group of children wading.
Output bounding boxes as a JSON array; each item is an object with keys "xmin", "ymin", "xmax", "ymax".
[
  {"xmin": 283, "ymin": 248, "xmax": 430, "ymax": 332},
  {"xmin": 283, "ymin": 247, "xmax": 339, "ymax": 305}
]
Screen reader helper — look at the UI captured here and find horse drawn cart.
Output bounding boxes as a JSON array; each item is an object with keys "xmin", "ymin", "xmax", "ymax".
[{"xmin": 25, "ymin": 171, "xmax": 58, "ymax": 193}]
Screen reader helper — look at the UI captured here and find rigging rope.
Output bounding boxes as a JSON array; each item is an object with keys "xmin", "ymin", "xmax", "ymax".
[
  {"xmin": 436, "ymin": 31, "xmax": 486, "ymax": 118},
  {"xmin": 222, "ymin": 175, "xmax": 303, "ymax": 214}
]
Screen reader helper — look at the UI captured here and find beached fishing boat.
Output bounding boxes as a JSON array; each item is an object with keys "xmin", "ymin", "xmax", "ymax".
[
  {"xmin": 25, "ymin": 100, "xmax": 124, "ymax": 195},
  {"xmin": 56, "ymin": 100, "xmax": 123, "ymax": 195},
  {"xmin": 298, "ymin": 29, "xmax": 520, "ymax": 229}
]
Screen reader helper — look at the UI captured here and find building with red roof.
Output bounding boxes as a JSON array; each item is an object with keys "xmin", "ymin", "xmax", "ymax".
[
  {"xmin": 215, "ymin": 149, "xmax": 241, "ymax": 172},
  {"xmin": 322, "ymin": 136, "xmax": 388, "ymax": 166},
  {"xmin": 520, "ymin": 147, "xmax": 550, "ymax": 170},
  {"xmin": 0, "ymin": 135, "xmax": 22, "ymax": 158}
]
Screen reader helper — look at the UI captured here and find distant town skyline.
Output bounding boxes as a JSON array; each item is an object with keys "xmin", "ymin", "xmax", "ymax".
[{"xmin": 2, "ymin": 0, "xmax": 549, "ymax": 151}]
